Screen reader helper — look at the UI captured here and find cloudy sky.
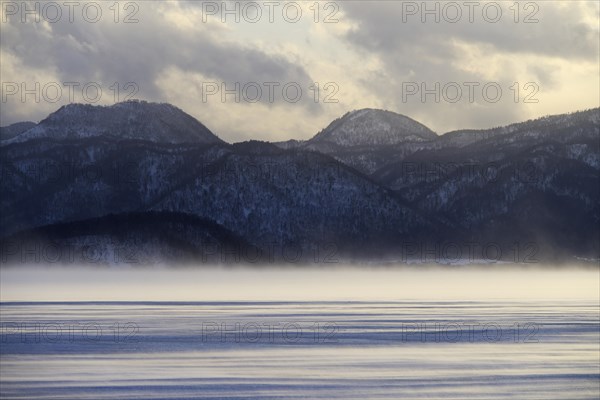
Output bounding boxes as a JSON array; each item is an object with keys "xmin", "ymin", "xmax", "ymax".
[{"xmin": 1, "ymin": 0, "xmax": 598, "ymax": 142}]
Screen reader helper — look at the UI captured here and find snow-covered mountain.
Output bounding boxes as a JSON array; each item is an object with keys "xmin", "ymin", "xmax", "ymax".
[
  {"xmin": 310, "ymin": 109, "xmax": 437, "ymax": 147},
  {"xmin": 438, "ymin": 108, "xmax": 600, "ymax": 148},
  {"xmin": 4, "ymin": 100, "xmax": 223, "ymax": 145},
  {"xmin": 272, "ymin": 109, "xmax": 438, "ymax": 175},
  {"xmin": 0, "ymin": 137, "xmax": 441, "ymax": 263},
  {"xmin": 1, "ymin": 104, "xmax": 598, "ymax": 264},
  {"xmin": 281, "ymin": 108, "xmax": 600, "ymax": 177}
]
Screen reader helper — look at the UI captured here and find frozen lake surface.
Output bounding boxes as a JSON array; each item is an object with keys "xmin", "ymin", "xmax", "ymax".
[{"xmin": 1, "ymin": 268, "xmax": 599, "ymax": 399}]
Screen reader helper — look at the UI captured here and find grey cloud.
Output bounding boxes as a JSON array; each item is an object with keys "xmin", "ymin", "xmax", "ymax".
[
  {"xmin": 341, "ymin": 1, "xmax": 598, "ymax": 61},
  {"xmin": 336, "ymin": 1, "xmax": 599, "ymax": 131},
  {"xmin": 0, "ymin": 1, "xmax": 320, "ymax": 127}
]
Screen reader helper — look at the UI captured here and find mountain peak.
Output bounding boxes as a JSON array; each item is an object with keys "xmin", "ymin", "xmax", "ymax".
[
  {"xmin": 311, "ymin": 108, "xmax": 436, "ymax": 147},
  {"xmin": 4, "ymin": 100, "xmax": 223, "ymax": 145}
]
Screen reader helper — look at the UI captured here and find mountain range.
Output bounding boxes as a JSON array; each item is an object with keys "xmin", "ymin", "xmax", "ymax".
[{"xmin": 1, "ymin": 100, "xmax": 598, "ymax": 265}]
